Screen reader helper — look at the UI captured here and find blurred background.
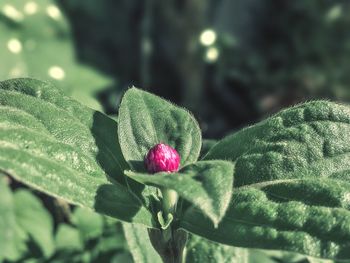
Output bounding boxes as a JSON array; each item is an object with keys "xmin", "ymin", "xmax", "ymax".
[
  {"xmin": 1, "ymin": 0, "xmax": 350, "ymax": 262},
  {"xmin": 2, "ymin": 0, "xmax": 350, "ymax": 139}
]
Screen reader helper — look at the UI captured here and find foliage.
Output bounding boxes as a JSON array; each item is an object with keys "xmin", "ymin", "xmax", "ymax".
[
  {"xmin": 0, "ymin": 177, "xmax": 132, "ymax": 262},
  {"xmin": 1, "ymin": 78, "xmax": 350, "ymax": 262},
  {"xmin": 0, "ymin": 0, "xmax": 113, "ymax": 110}
]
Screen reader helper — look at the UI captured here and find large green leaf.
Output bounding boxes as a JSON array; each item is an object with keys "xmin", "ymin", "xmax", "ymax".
[
  {"xmin": 204, "ymin": 101, "xmax": 350, "ymax": 186},
  {"xmin": 126, "ymin": 160, "xmax": 234, "ymax": 226},
  {"xmin": 185, "ymin": 234, "xmax": 248, "ymax": 263},
  {"xmin": 0, "ymin": 78, "xmax": 153, "ymax": 227},
  {"xmin": 118, "ymin": 87, "xmax": 202, "ymax": 171},
  {"xmin": 123, "ymin": 223, "xmax": 162, "ymax": 263},
  {"xmin": 181, "ymin": 179, "xmax": 350, "ymax": 260},
  {"xmin": 182, "ymin": 101, "xmax": 350, "ymax": 260},
  {"xmin": 14, "ymin": 189, "xmax": 55, "ymax": 258}
]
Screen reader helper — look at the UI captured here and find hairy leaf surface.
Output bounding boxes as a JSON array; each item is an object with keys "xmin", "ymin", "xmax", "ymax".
[
  {"xmin": 126, "ymin": 160, "xmax": 234, "ymax": 226},
  {"xmin": 0, "ymin": 78, "xmax": 153, "ymax": 226},
  {"xmin": 183, "ymin": 101, "xmax": 350, "ymax": 260},
  {"xmin": 118, "ymin": 87, "xmax": 202, "ymax": 171},
  {"xmin": 185, "ymin": 234, "xmax": 248, "ymax": 263}
]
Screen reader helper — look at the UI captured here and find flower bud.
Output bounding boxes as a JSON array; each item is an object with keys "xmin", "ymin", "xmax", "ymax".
[{"xmin": 144, "ymin": 143, "xmax": 180, "ymax": 173}]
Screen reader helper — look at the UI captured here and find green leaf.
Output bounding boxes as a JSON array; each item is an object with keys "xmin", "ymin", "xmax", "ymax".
[
  {"xmin": 185, "ymin": 234, "xmax": 248, "ymax": 263},
  {"xmin": 14, "ymin": 189, "xmax": 55, "ymax": 258},
  {"xmin": 181, "ymin": 179, "xmax": 350, "ymax": 260},
  {"xmin": 118, "ymin": 87, "xmax": 202, "ymax": 171},
  {"xmin": 71, "ymin": 207, "xmax": 104, "ymax": 241},
  {"xmin": 204, "ymin": 101, "xmax": 350, "ymax": 186},
  {"xmin": 126, "ymin": 160, "xmax": 234, "ymax": 226},
  {"xmin": 123, "ymin": 223, "xmax": 162, "ymax": 263},
  {"xmin": 0, "ymin": 177, "xmax": 28, "ymax": 261},
  {"xmin": 200, "ymin": 139, "xmax": 217, "ymax": 159},
  {"xmin": 0, "ymin": 78, "xmax": 153, "ymax": 227},
  {"xmin": 182, "ymin": 101, "xmax": 350, "ymax": 260},
  {"xmin": 55, "ymin": 224, "xmax": 84, "ymax": 251}
]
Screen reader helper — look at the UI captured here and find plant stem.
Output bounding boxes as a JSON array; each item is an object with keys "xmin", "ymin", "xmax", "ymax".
[
  {"xmin": 148, "ymin": 188, "xmax": 188, "ymax": 263},
  {"xmin": 149, "ymin": 227, "xmax": 188, "ymax": 263}
]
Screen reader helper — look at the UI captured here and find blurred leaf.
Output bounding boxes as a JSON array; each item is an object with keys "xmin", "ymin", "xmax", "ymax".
[
  {"xmin": 55, "ymin": 224, "xmax": 83, "ymax": 251},
  {"xmin": 123, "ymin": 223, "xmax": 162, "ymax": 263},
  {"xmin": 14, "ymin": 189, "xmax": 55, "ymax": 258},
  {"xmin": 0, "ymin": 0, "xmax": 112, "ymax": 109},
  {"xmin": 71, "ymin": 207, "xmax": 104, "ymax": 241},
  {"xmin": 0, "ymin": 177, "xmax": 28, "ymax": 261}
]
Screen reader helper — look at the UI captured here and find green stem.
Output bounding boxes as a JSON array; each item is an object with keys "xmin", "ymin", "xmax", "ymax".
[{"xmin": 148, "ymin": 188, "xmax": 187, "ymax": 263}]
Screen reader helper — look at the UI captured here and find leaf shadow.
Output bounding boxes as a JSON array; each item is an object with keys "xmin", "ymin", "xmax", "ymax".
[
  {"xmin": 91, "ymin": 112, "xmax": 148, "ymax": 218},
  {"xmin": 94, "ymin": 184, "xmax": 148, "ymax": 223},
  {"xmin": 91, "ymin": 111, "xmax": 129, "ymax": 185}
]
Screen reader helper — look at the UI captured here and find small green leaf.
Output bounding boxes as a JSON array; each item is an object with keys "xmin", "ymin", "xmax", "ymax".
[
  {"xmin": 71, "ymin": 207, "xmax": 104, "ymax": 241},
  {"xmin": 118, "ymin": 87, "xmax": 202, "ymax": 171},
  {"xmin": 0, "ymin": 177, "xmax": 27, "ymax": 262},
  {"xmin": 157, "ymin": 211, "xmax": 174, "ymax": 230},
  {"xmin": 0, "ymin": 78, "xmax": 153, "ymax": 226},
  {"xmin": 14, "ymin": 189, "xmax": 55, "ymax": 258},
  {"xmin": 185, "ymin": 234, "xmax": 248, "ymax": 263},
  {"xmin": 55, "ymin": 224, "xmax": 84, "ymax": 251},
  {"xmin": 126, "ymin": 160, "xmax": 234, "ymax": 226},
  {"xmin": 123, "ymin": 223, "xmax": 162, "ymax": 263}
]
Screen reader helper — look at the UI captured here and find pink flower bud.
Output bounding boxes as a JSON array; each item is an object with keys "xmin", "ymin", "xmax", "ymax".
[{"xmin": 144, "ymin": 143, "xmax": 180, "ymax": 173}]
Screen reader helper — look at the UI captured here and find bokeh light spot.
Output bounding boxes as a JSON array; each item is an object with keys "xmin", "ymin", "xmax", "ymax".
[
  {"xmin": 48, "ymin": 66, "xmax": 65, "ymax": 80},
  {"xmin": 7, "ymin": 39, "xmax": 23, "ymax": 54},
  {"xmin": 200, "ymin": 29, "xmax": 217, "ymax": 46},
  {"xmin": 46, "ymin": 5, "xmax": 61, "ymax": 20},
  {"xmin": 205, "ymin": 47, "xmax": 219, "ymax": 63},
  {"xmin": 24, "ymin": 2, "xmax": 38, "ymax": 15},
  {"xmin": 2, "ymin": 4, "xmax": 24, "ymax": 21}
]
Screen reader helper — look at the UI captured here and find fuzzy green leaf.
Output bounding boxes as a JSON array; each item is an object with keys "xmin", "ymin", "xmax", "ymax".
[
  {"xmin": 118, "ymin": 87, "xmax": 202, "ymax": 171},
  {"xmin": 181, "ymin": 179, "xmax": 350, "ymax": 260},
  {"xmin": 182, "ymin": 101, "xmax": 350, "ymax": 260},
  {"xmin": 0, "ymin": 78, "xmax": 153, "ymax": 226},
  {"xmin": 126, "ymin": 160, "xmax": 234, "ymax": 226},
  {"xmin": 204, "ymin": 101, "xmax": 350, "ymax": 186},
  {"xmin": 185, "ymin": 234, "xmax": 248, "ymax": 263}
]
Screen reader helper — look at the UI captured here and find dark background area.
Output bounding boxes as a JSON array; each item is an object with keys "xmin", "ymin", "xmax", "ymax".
[
  {"xmin": 2, "ymin": 0, "xmax": 350, "ymax": 139},
  {"xmin": 58, "ymin": 0, "xmax": 350, "ymax": 138}
]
